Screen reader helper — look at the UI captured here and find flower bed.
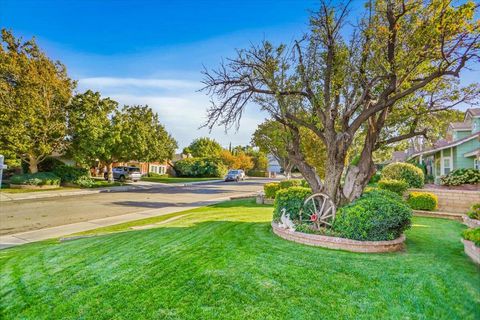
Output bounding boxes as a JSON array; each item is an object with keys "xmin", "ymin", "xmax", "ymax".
[{"xmin": 271, "ymin": 222, "xmax": 405, "ymax": 253}]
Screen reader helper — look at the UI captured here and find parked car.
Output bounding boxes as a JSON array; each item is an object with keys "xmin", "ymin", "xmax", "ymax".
[
  {"xmin": 224, "ymin": 169, "xmax": 245, "ymax": 182},
  {"xmin": 104, "ymin": 166, "xmax": 142, "ymax": 182}
]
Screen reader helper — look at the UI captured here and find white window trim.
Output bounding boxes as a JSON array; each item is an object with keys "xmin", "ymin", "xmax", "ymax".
[{"xmin": 440, "ymin": 148, "xmax": 453, "ymax": 176}]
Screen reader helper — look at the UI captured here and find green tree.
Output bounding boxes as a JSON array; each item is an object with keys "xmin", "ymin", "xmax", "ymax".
[
  {"xmin": 0, "ymin": 29, "xmax": 75, "ymax": 173},
  {"xmin": 68, "ymin": 91, "xmax": 177, "ymax": 181},
  {"xmin": 183, "ymin": 137, "xmax": 222, "ymax": 158},
  {"xmin": 203, "ymin": 0, "xmax": 479, "ymax": 205}
]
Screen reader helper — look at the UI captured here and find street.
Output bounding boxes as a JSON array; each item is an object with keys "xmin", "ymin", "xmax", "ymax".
[{"xmin": 0, "ymin": 179, "xmax": 268, "ymax": 236}]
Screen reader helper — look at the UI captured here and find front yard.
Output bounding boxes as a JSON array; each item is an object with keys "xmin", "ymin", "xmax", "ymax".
[{"xmin": 1, "ymin": 199, "xmax": 478, "ymax": 319}]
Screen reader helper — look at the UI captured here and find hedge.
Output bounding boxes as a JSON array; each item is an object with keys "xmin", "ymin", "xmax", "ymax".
[
  {"xmin": 279, "ymin": 179, "xmax": 303, "ymax": 189},
  {"xmin": 264, "ymin": 182, "xmax": 281, "ymax": 199},
  {"xmin": 52, "ymin": 165, "xmax": 89, "ymax": 183},
  {"xmin": 407, "ymin": 192, "xmax": 438, "ymax": 211},
  {"xmin": 273, "ymin": 187, "xmax": 312, "ymax": 222},
  {"xmin": 378, "ymin": 179, "xmax": 409, "ymax": 195},
  {"xmin": 10, "ymin": 172, "xmax": 61, "ymax": 186},
  {"xmin": 174, "ymin": 157, "xmax": 227, "ymax": 177},
  {"xmin": 333, "ymin": 191, "xmax": 412, "ymax": 241},
  {"xmin": 381, "ymin": 162, "xmax": 424, "ymax": 188}
]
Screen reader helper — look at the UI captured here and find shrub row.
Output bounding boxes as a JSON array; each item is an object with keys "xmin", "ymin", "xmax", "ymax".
[
  {"xmin": 10, "ymin": 172, "xmax": 61, "ymax": 186},
  {"xmin": 381, "ymin": 162, "xmax": 424, "ymax": 188},
  {"xmin": 273, "ymin": 186, "xmax": 312, "ymax": 221},
  {"xmin": 174, "ymin": 157, "xmax": 227, "ymax": 177},
  {"xmin": 440, "ymin": 168, "xmax": 480, "ymax": 186}
]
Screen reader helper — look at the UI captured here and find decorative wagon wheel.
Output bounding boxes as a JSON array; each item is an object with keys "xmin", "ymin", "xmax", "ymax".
[{"xmin": 301, "ymin": 193, "xmax": 336, "ymax": 228}]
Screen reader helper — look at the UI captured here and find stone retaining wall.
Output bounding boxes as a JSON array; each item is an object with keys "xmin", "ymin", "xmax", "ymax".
[
  {"xmin": 272, "ymin": 222, "xmax": 405, "ymax": 253},
  {"xmin": 409, "ymin": 188, "xmax": 480, "ymax": 213},
  {"xmin": 462, "ymin": 239, "xmax": 480, "ymax": 265}
]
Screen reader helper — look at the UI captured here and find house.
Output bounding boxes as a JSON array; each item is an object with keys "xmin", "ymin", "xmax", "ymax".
[
  {"xmin": 267, "ymin": 154, "xmax": 282, "ymax": 178},
  {"xmin": 408, "ymin": 108, "xmax": 480, "ymax": 182}
]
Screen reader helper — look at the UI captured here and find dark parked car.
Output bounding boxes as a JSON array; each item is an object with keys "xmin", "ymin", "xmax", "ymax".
[
  {"xmin": 224, "ymin": 169, "xmax": 245, "ymax": 182},
  {"xmin": 104, "ymin": 166, "xmax": 142, "ymax": 182}
]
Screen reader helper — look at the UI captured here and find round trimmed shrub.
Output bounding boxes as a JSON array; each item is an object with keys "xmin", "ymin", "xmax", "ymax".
[
  {"xmin": 381, "ymin": 162, "xmax": 424, "ymax": 188},
  {"xmin": 264, "ymin": 182, "xmax": 280, "ymax": 199},
  {"xmin": 333, "ymin": 192, "xmax": 412, "ymax": 241},
  {"xmin": 462, "ymin": 228, "xmax": 480, "ymax": 246},
  {"xmin": 378, "ymin": 179, "xmax": 409, "ymax": 195},
  {"xmin": 279, "ymin": 179, "xmax": 303, "ymax": 189},
  {"xmin": 407, "ymin": 192, "xmax": 438, "ymax": 211},
  {"xmin": 362, "ymin": 188, "xmax": 404, "ymax": 203},
  {"xmin": 273, "ymin": 186, "xmax": 312, "ymax": 222}
]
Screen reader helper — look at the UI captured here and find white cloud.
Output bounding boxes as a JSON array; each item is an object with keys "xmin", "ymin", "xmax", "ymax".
[{"xmin": 77, "ymin": 76, "xmax": 267, "ymax": 149}]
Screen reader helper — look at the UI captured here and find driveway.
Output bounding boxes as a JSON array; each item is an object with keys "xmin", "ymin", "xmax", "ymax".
[{"xmin": 0, "ymin": 179, "xmax": 269, "ymax": 236}]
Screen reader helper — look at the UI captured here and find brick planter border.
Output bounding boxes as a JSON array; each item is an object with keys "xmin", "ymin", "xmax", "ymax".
[
  {"xmin": 272, "ymin": 222, "xmax": 405, "ymax": 253},
  {"xmin": 463, "ymin": 216, "xmax": 480, "ymax": 228},
  {"xmin": 9, "ymin": 184, "xmax": 60, "ymax": 190},
  {"xmin": 462, "ymin": 239, "xmax": 480, "ymax": 265}
]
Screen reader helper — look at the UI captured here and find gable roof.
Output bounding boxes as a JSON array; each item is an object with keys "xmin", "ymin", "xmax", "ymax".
[
  {"xmin": 408, "ymin": 132, "xmax": 480, "ymax": 159},
  {"xmin": 466, "ymin": 108, "xmax": 480, "ymax": 118},
  {"xmin": 449, "ymin": 122, "xmax": 471, "ymax": 131}
]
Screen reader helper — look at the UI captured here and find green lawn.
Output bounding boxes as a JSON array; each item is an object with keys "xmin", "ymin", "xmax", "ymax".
[
  {"xmin": 1, "ymin": 199, "xmax": 479, "ymax": 319},
  {"xmin": 0, "ymin": 186, "xmax": 75, "ymax": 193},
  {"xmin": 142, "ymin": 176, "xmax": 222, "ymax": 184}
]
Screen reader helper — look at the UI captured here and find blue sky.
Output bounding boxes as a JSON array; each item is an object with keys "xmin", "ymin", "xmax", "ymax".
[
  {"xmin": 1, "ymin": 0, "xmax": 477, "ymax": 149},
  {"xmin": 1, "ymin": 0, "xmax": 322, "ymax": 149}
]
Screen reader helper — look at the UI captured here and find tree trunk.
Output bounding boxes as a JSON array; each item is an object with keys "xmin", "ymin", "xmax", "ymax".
[
  {"xmin": 28, "ymin": 155, "xmax": 39, "ymax": 173},
  {"xmin": 106, "ymin": 162, "xmax": 114, "ymax": 183},
  {"xmin": 284, "ymin": 162, "xmax": 293, "ymax": 179}
]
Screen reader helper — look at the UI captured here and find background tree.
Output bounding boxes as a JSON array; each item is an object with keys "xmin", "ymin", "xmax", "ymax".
[
  {"xmin": 202, "ymin": 0, "xmax": 479, "ymax": 205},
  {"xmin": 183, "ymin": 137, "xmax": 222, "ymax": 158},
  {"xmin": 0, "ymin": 29, "xmax": 75, "ymax": 173},
  {"xmin": 251, "ymin": 120, "xmax": 294, "ymax": 177},
  {"xmin": 68, "ymin": 90, "xmax": 118, "ymax": 168},
  {"xmin": 69, "ymin": 91, "xmax": 177, "ymax": 181}
]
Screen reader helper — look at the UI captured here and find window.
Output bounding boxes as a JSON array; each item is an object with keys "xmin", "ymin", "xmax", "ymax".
[
  {"xmin": 475, "ymin": 159, "xmax": 479, "ymax": 170},
  {"xmin": 443, "ymin": 158, "xmax": 451, "ymax": 175}
]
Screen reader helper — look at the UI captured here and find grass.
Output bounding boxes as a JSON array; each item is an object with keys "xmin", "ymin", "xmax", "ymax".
[
  {"xmin": 0, "ymin": 186, "xmax": 75, "ymax": 193},
  {"xmin": 142, "ymin": 176, "xmax": 222, "ymax": 184},
  {"xmin": 1, "ymin": 199, "xmax": 479, "ymax": 319}
]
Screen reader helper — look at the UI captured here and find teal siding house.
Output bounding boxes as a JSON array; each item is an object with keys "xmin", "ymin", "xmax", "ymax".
[{"xmin": 408, "ymin": 108, "xmax": 480, "ymax": 182}]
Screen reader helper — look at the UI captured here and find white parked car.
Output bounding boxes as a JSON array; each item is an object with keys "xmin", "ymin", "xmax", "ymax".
[
  {"xmin": 224, "ymin": 169, "xmax": 245, "ymax": 182},
  {"xmin": 105, "ymin": 166, "xmax": 142, "ymax": 182}
]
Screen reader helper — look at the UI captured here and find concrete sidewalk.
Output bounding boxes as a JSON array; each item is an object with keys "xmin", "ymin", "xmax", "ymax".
[
  {"xmin": 0, "ymin": 192, "xmax": 256, "ymax": 249},
  {"xmin": 0, "ymin": 184, "xmax": 152, "ymax": 202}
]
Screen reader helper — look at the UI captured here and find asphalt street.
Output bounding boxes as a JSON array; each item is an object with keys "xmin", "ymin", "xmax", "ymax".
[{"xmin": 0, "ymin": 179, "xmax": 269, "ymax": 236}]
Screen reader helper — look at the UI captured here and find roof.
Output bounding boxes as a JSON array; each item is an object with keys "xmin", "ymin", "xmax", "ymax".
[
  {"xmin": 466, "ymin": 108, "xmax": 480, "ymax": 118},
  {"xmin": 392, "ymin": 151, "xmax": 407, "ymax": 162},
  {"xmin": 408, "ymin": 132, "xmax": 480, "ymax": 159},
  {"xmin": 449, "ymin": 122, "xmax": 471, "ymax": 131}
]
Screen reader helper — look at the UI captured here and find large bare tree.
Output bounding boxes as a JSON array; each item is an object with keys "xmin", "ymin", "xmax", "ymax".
[{"xmin": 202, "ymin": 0, "xmax": 479, "ymax": 205}]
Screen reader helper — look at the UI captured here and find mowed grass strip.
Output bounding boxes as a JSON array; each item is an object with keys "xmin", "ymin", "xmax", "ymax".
[{"xmin": 1, "ymin": 199, "xmax": 479, "ymax": 319}]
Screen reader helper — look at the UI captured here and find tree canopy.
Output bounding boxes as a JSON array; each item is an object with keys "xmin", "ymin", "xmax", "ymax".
[
  {"xmin": 0, "ymin": 29, "xmax": 75, "ymax": 172},
  {"xmin": 183, "ymin": 137, "xmax": 222, "ymax": 158},
  {"xmin": 202, "ymin": 0, "xmax": 479, "ymax": 204}
]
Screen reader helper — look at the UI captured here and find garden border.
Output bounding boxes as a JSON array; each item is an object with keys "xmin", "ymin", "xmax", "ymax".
[
  {"xmin": 271, "ymin": 222, "xmax": 405, "ymax": 253},
  {"xmin": 461, "ymin": 239, "xmax": 480, "ymax": 265},
  {"xmin": 9, "ymin": 184, "xmax": 60, "ymax": 190}
]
